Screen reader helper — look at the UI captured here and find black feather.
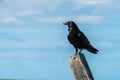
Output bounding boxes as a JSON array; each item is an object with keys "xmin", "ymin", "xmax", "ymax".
[{"xmin": 64, "ymin": 21, "xmax": 98, "ymax": 54}]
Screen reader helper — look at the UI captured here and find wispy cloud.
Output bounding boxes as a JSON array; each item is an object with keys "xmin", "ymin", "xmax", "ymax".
[
  {"xmin": 74, "ymin": 0, "xmax": 120, "ymax": 15},
  {"xmin": 19, "ymin": 10, "xmax": 42, "ymax": 16},
  {"xmin": 0, "ymin": 0, "xmax": 68, "ymax": 24},
  {"xmin": 36, "ymin": 15, "xmax": 106, "ymax": 24},
  {"xmin": 0, "ymin": 16, "xmax": 23, "ymax": 25},
  {"xmin": 74, "ymin": 0, "xmax": 110, "ymax": 9},
  {"xmin": 95, "ymin": 41, "xmax": 117, "ymax": 49},
  {"xmin": 0, "ymin": 0, "xmax": 117, "ymax": 25},
  {"xmin": 76, "ymin": 15, "xmax": 106, "ymax": 24},
  {"xmin": 75, "ymin": 0, "xmax": 109, "ymax": 6},
  {"xmin": 36, "ymin": 16, "xmax": 67, "ymax": 23}
]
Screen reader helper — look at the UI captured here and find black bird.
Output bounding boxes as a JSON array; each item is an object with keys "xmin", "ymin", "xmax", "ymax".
[{"xmin": 63, "ymin": 21, "xmax": 98, "ymax": 54}]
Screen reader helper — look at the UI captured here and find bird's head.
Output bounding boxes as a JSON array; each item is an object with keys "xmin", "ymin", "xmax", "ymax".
[
  {"xmin": 63, "ymin": 21, "xmax": 74, "ymax": 27},
  {"xmin": 63, "ymin": 21, "xmax": 74, "ymax": 32},
  {"xmin": 63, "ymin": 21, "xmax": 79, "ymax": 32}
]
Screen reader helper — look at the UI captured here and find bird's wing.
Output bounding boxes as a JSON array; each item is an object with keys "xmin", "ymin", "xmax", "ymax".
[
  {"xmin": 77, "ymin": 32, "xmax": 90, "ymax": 46},
  {"xmin": 67, "ymin": 35, "xmax": 73, "ymax": 44}
]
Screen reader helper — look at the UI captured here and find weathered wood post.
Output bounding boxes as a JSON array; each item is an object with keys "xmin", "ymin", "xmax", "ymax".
[{"xmin": 69, "ymin": 53, "xmax": 94, "ymax": 80}]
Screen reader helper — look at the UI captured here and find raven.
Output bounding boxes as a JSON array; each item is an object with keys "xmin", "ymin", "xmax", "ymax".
[{"xmin": 63, "ymin": 21, "xmax": 98, "ymax": 54}]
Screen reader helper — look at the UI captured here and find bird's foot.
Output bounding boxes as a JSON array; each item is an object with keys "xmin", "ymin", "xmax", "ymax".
[
  {"xmin": 74, "ymin": 52, "xmax": 79, "ymax": 55},
  {"xmin": 79, "ymin": 49, "xmax": 83, "ymax": 54},
  {"xmin": 79, "ymin": 51, "xmax": 81, "ymax": 54}
]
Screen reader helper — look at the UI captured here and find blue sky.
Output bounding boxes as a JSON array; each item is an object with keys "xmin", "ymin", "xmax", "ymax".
[{"xmin": 0, "ymin": 0, "xmax": 120, "ymax": 80}]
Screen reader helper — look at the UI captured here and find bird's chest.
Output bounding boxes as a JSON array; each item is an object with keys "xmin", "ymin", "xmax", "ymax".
[{"xmin": 68, "ymin": 33, "xmax": 78, "ymax": 43}]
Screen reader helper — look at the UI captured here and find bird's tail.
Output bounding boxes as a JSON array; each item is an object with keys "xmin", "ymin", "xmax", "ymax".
[{"xmin": 86, "ymin": 45, "xmax": 98, "ymax": 54}]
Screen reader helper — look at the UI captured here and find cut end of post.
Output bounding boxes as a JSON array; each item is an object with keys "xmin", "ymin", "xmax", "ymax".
[{"xmin": 69, "ymin": 53, "xmax": 94, "ymax": 80}]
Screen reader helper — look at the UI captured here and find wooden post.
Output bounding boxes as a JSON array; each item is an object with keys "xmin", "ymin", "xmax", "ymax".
[{"xmin": 69, "ymin": 53, "xmax": 94, "ymax": 80}]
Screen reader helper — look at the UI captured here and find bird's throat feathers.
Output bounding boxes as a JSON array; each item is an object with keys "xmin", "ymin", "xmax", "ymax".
[{"xmin": 68, "ymin": 27, "xmax": 72, "ymax": 32}]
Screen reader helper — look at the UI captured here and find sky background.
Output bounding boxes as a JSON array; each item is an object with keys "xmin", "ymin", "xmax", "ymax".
[{"xmin": 0, "ymin": 0, "xmax": 120, "ymax": 80}]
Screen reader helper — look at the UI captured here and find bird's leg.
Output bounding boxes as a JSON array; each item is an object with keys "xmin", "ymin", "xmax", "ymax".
[
  {"xmin": 75, "ymin": 48, "xmax": 78, "ymax": 54},
  {"xmin": 79, "ymin": 49, "xmax": 82, "ymax": 53}
]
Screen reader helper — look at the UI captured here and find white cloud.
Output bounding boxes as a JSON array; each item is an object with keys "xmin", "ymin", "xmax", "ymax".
[
  {"xmin": 74, "ymin": 0, "xmax": 110, "ymax": 9},
  {"xmin": 36, "ymin": 15, "xmax": 106, "ymax": 24},
  {"xmin": 19, "ymin": 10, "xmax": 42, "ymax": 16},
  {"xmin": 0, "ymin": 0, "xmax": 70, "ymax": 17},
  {"xmin": 17, "ymin": 0, "xmax": 68, "ymax": 11},
  {"xmin": 0, "ymin": 0, "xmax": 69, "ymax": 24},
  {"xmin": 36, "ymin": 16, "xmax": 67, "ymax": 23},
  {"xmin": 76, "ymin": 15, "xmax": 106, "ymax": 24},
  {"xmin": 75, "ymin": 0, "xmax": 110, "ymax": 6},
  {"xmin": 0, "ymin": 16, "xmax": 23, "ymax": 25},
  {"xmin": 95, "ymin": 41, "xmax": 117, "ymax": 48},
  {"xmin": 74, "ymin": 0, "xmax": 119, "ymax": 15},
  {"xmin": 0, "ymin": 0, "xmax": 118, "ymax": 25}
]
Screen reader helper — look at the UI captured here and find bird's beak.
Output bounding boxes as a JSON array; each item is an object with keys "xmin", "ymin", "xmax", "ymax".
[{"xmin": 63, "ymin": 22, "xmax": 68, "ymax": 25}]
